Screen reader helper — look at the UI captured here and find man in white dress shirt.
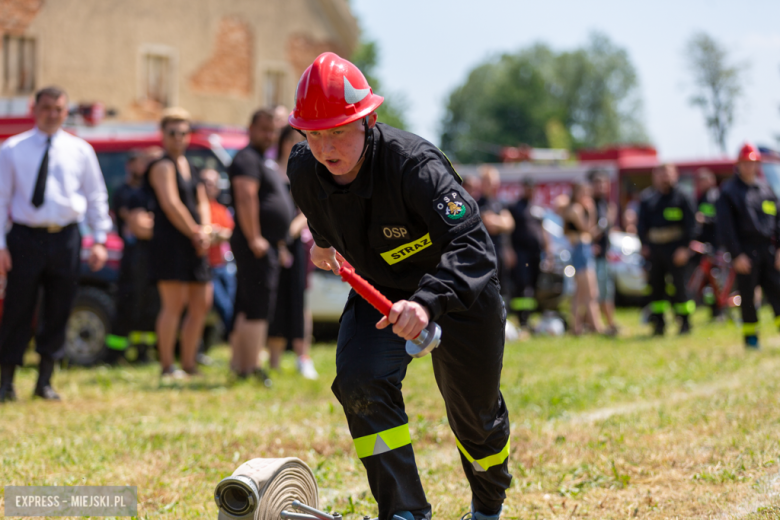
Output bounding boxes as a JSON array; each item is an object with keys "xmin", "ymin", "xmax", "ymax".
[{"xmin": 0, "ymin": 86, "xmax": 112, "ymax": 402}]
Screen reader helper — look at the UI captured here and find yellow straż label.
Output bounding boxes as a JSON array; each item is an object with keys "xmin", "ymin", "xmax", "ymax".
[
  {"xmin": 762, "ymin": 200, "xmax": 777, "ymax": 216},
  {"xmin": 380, "ymin": 233, "xmax": 433, "ymax": 265}
]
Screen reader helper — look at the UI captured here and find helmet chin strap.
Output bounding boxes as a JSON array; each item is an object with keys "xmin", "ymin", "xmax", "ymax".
[{"xmin": 358, "ymin": 116, "xmax": 371, "ymax": 162}]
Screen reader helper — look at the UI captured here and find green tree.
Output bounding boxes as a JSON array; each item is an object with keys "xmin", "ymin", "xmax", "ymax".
[
  {"xmin": 440, "ymin": 33, "xmax": 647, "ymax": 163},
  {"xmin": 685, "ymin": 32, "xmax": 745, "ymax": 154},
  {"xmin": 351, "ymin": 40, "xmax": 408, "ymax": 130}
]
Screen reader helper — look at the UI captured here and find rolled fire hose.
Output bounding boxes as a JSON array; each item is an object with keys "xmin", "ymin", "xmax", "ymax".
[{"xmin": 215, "ymin": 458, "xmax": 318, "ymax": 520}]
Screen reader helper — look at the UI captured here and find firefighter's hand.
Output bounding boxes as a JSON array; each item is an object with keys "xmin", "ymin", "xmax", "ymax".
[
  {"xmin": 0, "ymin": 248, "xmax": 11, "ymax": 277},
  {"xmin": 311, "ymin": 244, "xmax": 344, "ymax": 274},
  {"xmin": 641, "ymin": 245, "xmax": 650, "ymax": 259},
  {"xmin": 376, "ymin": 300, "xmax": 430, "ymax": 341},
  {"xmin": 775, "ymin": 250, "xmax": 780, "ymax": 271},
  {"xmin": 673, "ymin": 246, "xmax": 690, "ymax": 266},
  {"xmin": 88, "ymin": 243, "xmax": 107, "ymax": 272},
  {"xmin": 734, "ymin": 253, "xmax": 752, "ymax": 274}
]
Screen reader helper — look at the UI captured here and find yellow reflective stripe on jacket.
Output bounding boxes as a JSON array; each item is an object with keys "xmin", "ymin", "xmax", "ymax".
[
  {"xmin": 698, "ymin": 202, "xmax": 716, "ymax": 217},
  {"xmin": 663, "ymin": 207, "xmax": 683, "ymax": 221},
  {"xmin": 763, "ymin": 200, "xmax": 777, "ymax": 216},
  {"xmin": 353, "ymin": 424, "xmax": 411, "ymax": 459},
  {"xmin": 380, "ymin": 234, "xmax": 433, "ymax": 265},
  {"xmin": 510, "ymin": 297, "xmax": 537, "ymax": 311},
  {"xmin": 455, "ymin": 437, "xmax": 510, "ymax": 472}
]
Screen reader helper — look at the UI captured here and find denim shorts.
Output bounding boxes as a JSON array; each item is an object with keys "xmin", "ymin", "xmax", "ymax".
[{"xmin": 571, "ymin": 242, "xmax": 595, "ymax": 272}]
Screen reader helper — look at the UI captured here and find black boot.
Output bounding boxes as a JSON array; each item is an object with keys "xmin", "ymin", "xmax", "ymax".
[
  {"xmin": 679, "ymin": 316, "xmax": 692, "ymax": 335},
  {"xmin": 33, "ymin": 356, "xmax": 60, "ymax": 401},
  {"xmin": 651, "ymin": 314, "xmax": 665, "ymax": 336},
  {"xmin": 0, "ymin": 364, "xmax": 17, "ymax": 403}
]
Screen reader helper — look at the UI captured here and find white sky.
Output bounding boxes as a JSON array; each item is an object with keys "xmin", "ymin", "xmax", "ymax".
[{"xmin": 351, "ymin": 0, "xmax": 780, "ymax": 161}]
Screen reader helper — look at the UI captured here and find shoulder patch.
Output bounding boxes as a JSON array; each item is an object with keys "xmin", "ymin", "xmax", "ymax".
[{"xmin": 434, "ymin": 190, "xmax": 468, "ymax": 223}]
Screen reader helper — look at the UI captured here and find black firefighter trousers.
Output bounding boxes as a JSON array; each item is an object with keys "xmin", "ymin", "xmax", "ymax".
[
  {"xmin": 647, "ymin": 244, "xmax": 695, "ymax": 327},
  {"xmin": 332, "ymin": 278, "xmax": 512, "ymax": 520},
  {"xmin": 735, "ymin": 242, "xmax": 780, "ymax": 338}
]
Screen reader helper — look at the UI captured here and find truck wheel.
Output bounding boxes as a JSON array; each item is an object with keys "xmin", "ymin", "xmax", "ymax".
[{"xmin": 66, "ymin": 287, "xmax": 115, "ymax": 366}]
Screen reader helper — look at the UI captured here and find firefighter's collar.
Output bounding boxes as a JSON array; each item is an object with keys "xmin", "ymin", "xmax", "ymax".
[{"xmin": 314, "ymin": 130, "xmax": 376, "ymax": 200}]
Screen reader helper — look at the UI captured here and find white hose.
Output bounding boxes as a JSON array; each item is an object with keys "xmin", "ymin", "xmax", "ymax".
[{"xmin": 221, "ymin": 458, "xmax": 319, "ymax": 520}]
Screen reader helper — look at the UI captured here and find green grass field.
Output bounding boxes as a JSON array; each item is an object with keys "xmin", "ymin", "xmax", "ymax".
[{"xmin": 2, "ymin": 308, "xmax": 780, "ymax": 519}]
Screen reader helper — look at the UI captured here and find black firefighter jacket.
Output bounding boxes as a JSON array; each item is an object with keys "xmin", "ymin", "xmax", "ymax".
[
  {"xmin": 717, "ymin": 174, "xmax": 780, "ymax": 257},
  {"xmin": 287, "ymin": 123, "xmax": 497, "ymax": 322}
]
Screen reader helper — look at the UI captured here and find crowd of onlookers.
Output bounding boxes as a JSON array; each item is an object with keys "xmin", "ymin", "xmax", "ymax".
[
  {"xmin": 464, "ymin": 167, "xmax": 620, "ymax": 338},
  {"xmin": 106, "ymin": 105, "xmax": 318, "ymax": 384}
]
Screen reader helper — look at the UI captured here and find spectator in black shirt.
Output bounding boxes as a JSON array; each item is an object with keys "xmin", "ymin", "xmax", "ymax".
[
  {"xmin": 477, "ymin": 166, "xmax": 514, "ymax": 295},
  {"xmin": 229, "ymin": 109, "xmax": 294, "ymax": 381}
]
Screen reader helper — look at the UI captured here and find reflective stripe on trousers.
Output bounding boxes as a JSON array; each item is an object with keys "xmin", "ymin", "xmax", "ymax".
[
  {"xmin": 455, "ymin": 437, "xmax": 510, "ymax": 473},
  {"xmin": 354, "ymin": 424, "xmax": 412, "ymax": 459}
]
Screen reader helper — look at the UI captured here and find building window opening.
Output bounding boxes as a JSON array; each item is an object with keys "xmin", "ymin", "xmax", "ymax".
[
  {"xmin": 265, "ymin": 70, "xmax": 285, "ymax": 107},
  {"xmin": 144, "ymin": 53, "xmax": 171, "ymax": 106},
  {"xmin": 3, "ymin": 35, "xmax": 36, "ymax": 95}
]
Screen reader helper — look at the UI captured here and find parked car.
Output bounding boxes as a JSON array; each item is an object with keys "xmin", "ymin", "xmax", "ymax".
[{"xmin": 607, "ymin": 231, "xmax": 647, "ymax": 306}]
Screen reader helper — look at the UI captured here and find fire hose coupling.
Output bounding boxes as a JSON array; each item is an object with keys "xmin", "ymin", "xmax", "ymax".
[{"xmin": 338, "ymin": 262, "xmax": 441, "ymax": 358}]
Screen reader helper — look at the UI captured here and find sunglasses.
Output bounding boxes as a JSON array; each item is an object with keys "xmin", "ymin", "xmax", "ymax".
[{"xmin": 166, "ymin": 129, "xmax": 191, "ymax": 138}]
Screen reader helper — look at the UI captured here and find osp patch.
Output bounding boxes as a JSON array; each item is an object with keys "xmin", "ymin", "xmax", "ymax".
[{"xmin": 435, "ymin": 191, "xmax": 468, "ymax": 223}]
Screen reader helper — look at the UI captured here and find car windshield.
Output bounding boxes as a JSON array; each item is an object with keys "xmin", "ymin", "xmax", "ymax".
[{"xmin": 763, "ymin": 162, "xmax": 780, "ymax": 198}]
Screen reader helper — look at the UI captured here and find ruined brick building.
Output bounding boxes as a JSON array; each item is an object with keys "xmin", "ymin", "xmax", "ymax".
[{"xmin": 0, "ymin": 0, "xmax": 358, "ymax": 124}]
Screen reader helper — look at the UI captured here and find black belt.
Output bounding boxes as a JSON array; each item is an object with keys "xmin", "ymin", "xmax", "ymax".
[{"xmin": 13, "ymin": 222, "xmax": 77, "ymax": 234}]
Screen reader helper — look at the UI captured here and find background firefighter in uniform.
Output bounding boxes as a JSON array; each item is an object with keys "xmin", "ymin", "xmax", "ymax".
[
  {"xmin": 287, "ymin": 53, "xmax": 511, "ymax": 520},
  {"xmin": 638, "ymin": 163, "xmax": 697, "ymax": 335},
  {"xmin": 508, "ymin": 178, "xmax": 545, "ymax": 329},
  {"xmin": 716, "ymin": 144, "xmax": 780, "ymax": 349}
]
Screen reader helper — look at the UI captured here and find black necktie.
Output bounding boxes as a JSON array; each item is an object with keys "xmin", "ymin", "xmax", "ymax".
[{"xmin": 31, "ymin": 136, "xmax": 51, "ymax": 208}]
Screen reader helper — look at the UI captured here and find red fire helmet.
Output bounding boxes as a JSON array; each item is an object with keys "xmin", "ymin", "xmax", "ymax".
[
  {"xmin": 288, "ymin": 52, "xmax": 384, "ymax": 131},
  {"xmin": 737, "ymin": 143, "xmax": 761, "ymax": 162}
]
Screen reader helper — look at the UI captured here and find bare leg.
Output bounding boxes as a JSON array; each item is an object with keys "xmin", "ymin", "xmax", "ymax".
[
  {"xmin": 230, "ymin": 313, "xmax": 245, "ymax": 373},
  {"xmin": 156, "ymin": 282, "xmax": 187, "ymax": 372},
  {"xmin": 600, "ymin": 301, "xmax": 616, "ymax": 328},
  {"xmin": 232, "ymin": 318, "xmax": 268, "ymax": 376},
  {"xmin": 266, "ymin": 337, "xmax": 286, "ymax": 370},
  {"xmin": 572, "ymin": 274, "xmax": 587, "ymax": 334},
  {"xmin": 179, "ymin": 282, "xmax": 212, "ymax": 373},
  {"xmin": 585, "ymin": 269, "xmax": 605, "ymax": 333}
]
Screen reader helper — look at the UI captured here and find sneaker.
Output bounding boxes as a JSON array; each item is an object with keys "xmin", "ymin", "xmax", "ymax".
[
  {"xmin": 161, "ymin": 366, "xmax": 186, "ymax": 384},
  {"xmin": 745, "ymin": 335, "xmax": 760, "ymax": 350},
  {"xmin": 297, "ymin": 356, "xmax": 319, "ymax": 380}
]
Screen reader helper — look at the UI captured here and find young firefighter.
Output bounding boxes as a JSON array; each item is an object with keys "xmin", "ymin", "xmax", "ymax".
[
  {"xmin": 287, "ymin": 53, "xmax": 511, "ymax": 520},
  {"xmin": 717, "ymin": 143, "xmax": 780, "ymax": 349}
]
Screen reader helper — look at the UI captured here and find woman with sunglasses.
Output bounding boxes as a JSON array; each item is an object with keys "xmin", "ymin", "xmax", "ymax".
[{"xmin": 144, "ymin": 107, "xmax": 212, "ymax": 380}]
